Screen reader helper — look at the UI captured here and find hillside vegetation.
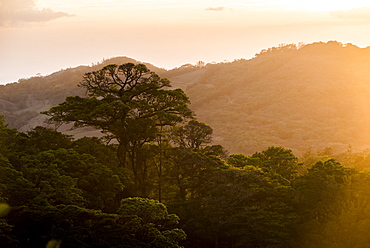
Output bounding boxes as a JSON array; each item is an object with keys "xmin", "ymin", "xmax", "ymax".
[
  {"xmin": 166, "ymin": 41, "xmax": 370, "ymax": 155},
  {"xmin": 4, "ymin": 49, "xmax": 370, "ymax": 247},
  {"xmin": 2, "ymin": 41, "xmax": 370, "ymax": 155}
]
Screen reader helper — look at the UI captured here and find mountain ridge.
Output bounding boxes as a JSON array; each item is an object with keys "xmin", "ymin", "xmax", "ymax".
[{"xmin": 2, "ymin": 41, "xmax": 370, "ymax": 155}]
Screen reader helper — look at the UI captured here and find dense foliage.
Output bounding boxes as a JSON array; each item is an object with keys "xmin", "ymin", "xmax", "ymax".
[
  {"xmin": 3, "ymin": 62, "xmax": 370, "ymax": 247},
  {"xmin": 3, "ymin": 114, "xmax": 370, "ymax": 248}
]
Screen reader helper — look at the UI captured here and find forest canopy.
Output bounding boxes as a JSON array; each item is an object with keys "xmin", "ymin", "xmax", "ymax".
[{"xmin": 2, "ymin": 62, "xmax": 370, "ymax": 247}]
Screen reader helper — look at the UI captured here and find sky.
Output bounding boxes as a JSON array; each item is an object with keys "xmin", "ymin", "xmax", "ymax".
[{"xmin": 1, "ymin": 0, "xmax": 370, "ymax": 84}]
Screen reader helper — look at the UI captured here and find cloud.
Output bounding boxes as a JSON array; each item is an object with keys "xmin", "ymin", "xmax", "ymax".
[
  {"xmin": 13, "ymin": 8, "xmax": 72, "ymax": 23},
  {"xmin": 331, "ymin": 7, "xmax": 370, "ymax": 20},
  {"xmin": 0, "ymin": 0, "xmax": 72, "ymax": 26},
  {"xmin": 205, "ymin": 6, "xmax": 226, "ymax": 11}
]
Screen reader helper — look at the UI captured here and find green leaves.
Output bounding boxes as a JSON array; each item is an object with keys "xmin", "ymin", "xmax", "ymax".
[
  {"xmin": 43, "ymin": 63, "xmax": 194, "ymax": 198},
  {"xmin": 248, "ymin": 146, "xmax": 300, "ymax": 182},
  {"xmin": 226, "ymin": 154, "xmax": 249, "ymax": 168},
  {"xmin": 118, "ymin": 197, "xmax": 186, "ymax": 248},
  {"xmin": 26, "ymin": 148, "xmax": 124, "ymax": 210},
  {"xmin": 172, "ymin": 120, "xmax": 213, "ymax": 150},
  {"xmin": 44, "ymin": 63, "xmax": 192, "ymax": 153}
]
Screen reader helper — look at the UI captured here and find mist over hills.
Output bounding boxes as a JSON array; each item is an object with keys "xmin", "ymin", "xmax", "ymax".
[{"xmin": 2, "ymin": 41, "xmax": 370, "ymax": 155}]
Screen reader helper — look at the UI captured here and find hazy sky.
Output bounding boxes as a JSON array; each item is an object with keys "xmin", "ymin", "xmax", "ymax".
[{"xmin": 1, "ymin": 0, "xmax": 370, "ymax": 84}]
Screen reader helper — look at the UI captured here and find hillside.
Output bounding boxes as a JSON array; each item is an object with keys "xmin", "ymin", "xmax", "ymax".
[
  {"xmin": 164, "ymin": 41, "xmax": 370, "ymax": 155},
  {"xmin": 0, "ymin": 57, "xmax": 166, "ymax": 137},
  {"xmin": 2, "ymin": 41, "xmax": 370, "ymax": 155}
]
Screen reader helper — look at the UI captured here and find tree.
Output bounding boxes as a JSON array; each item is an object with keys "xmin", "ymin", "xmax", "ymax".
[
  {"xmin": 8, "ymin": 205, "xmax": 128, "ymax": 248},
  {"xmin": 178, "ymin": 166, "xmax": 295, "ymax": 248},
  {"xmin": 26, "ymin": 148, "xmax": 124, "ymax": 211},
  {"xmin": 43, "ymin": 63, "xmax": 193, "ymax": 196},
  {"xmin": 72, "ymin": 137, "xmax": 119, "ymax": 170},
  {"xmin": 163, "ymin": 120, "xmax": 221, "ymax": 202},
  {"xmin": 292, "ymin": 159, "xmax": 356, "ymax": 247},
  {"xmin": 166, "ymin": 148, "xmax": 221, "ymax": 202},
  {"xmin": 0, "ymin": 156, "xmax": 39, "ymax": 207},
  {"xmin": 226, "ymin": 154, "xmax": 248, "ymax": 168},
  {"xmin": 171, "ymin": 120, "xmax": 212, "ymax": 151},
  {"xmin": 0, "ymin": 114, "xmax": 6, "ymax": 156},
  {"xmin": 248, "ymin": 147, "xmax": 300, "ymax": 182},
  {"xmin": 118, "ymin": 197, "xmax": 186, "ymax": 248},
  {"xmin": 26, "ymin": 126, "xmax": 73, "ymax": 152},
  {"xmin": 6, "ymin": 199, "xmax": 186, "ymax": 248},
  {"xmin": 0, "ymin": 219, "xmax": 19, "ymax": 248},
  {"xmin": 0, "ymin": 114, "xmax": 19, "ymax": 162}
]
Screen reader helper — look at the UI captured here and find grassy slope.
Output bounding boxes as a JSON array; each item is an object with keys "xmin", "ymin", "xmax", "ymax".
[{"xmin": 2, "ymin": 42, "xmax": 370, "ymax": 155}]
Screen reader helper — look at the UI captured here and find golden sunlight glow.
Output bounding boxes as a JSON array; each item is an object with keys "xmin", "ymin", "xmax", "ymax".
[
  {"xmin": 3, "ymin": 0, "xmax": 370, "ymax": 85},
  {"xmin": 278, "ymin": 0, "xmax": 370, "ymax": 11},
  {"xmin": 36, "ymin": 0, "xmax": 370, "ymax": 12}
]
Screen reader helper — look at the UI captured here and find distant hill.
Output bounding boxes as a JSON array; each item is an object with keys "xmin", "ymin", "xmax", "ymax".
[
  {"xmin": 0, "ymin": 57, "xmax": 166, "ymax": 137},
  {"xmin": 2, "ymin": 41, "xmax": 370, "ymax": 155}
]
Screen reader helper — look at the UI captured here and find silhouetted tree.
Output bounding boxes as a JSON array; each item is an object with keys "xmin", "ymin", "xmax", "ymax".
[{"xmin": 43, "ymin": 63, "xmax": 193, "ymax": 196}]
